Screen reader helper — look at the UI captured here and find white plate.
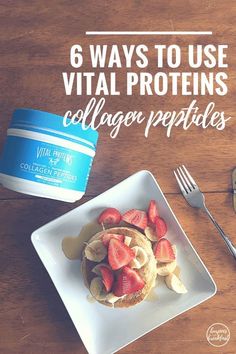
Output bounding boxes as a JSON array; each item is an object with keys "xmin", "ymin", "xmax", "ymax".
[{"xmin": 31, "ymin": 170, "xmax": 217, "ymax": 354}]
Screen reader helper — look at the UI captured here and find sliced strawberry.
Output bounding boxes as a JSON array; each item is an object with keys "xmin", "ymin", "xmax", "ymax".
[
  {"xmin": 155, "ymin": 216, "xmax": 167, "ymax": 239},
  {"xmin": 153, "ymin": 238, "xmax": 175, "ymax": 262},
  {"xmin": 113, "ymin": 266, "xmax": 145, "ymax": 296},
  {"xmin": 122, "ymin": 209, "xmax": 147, "ymax": 230},
  {"xmin": 148, "ymin": 200, "xmax": 158, "ymax": 224},
  {"xmin": 102, "ymin": 233, "xmax": 125, "ymax": 246},
  {"xmin": 98, "ymin": 208, "xmax": 121, "ymax": 225},
  {"xmin": 99, "ymin": 265, "xmax": 114, "ymax": 292},
  {"xmin": 108, "ymin": 238, "xmax": 135, "ymax": 270}
]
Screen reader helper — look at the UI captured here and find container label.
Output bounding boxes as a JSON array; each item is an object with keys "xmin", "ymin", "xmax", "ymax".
[{"xmin": 0, "ymin": 136, "xmax": 94, "ymax": 192}]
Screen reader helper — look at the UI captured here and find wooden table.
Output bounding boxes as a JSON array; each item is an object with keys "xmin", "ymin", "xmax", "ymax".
[{"xmin": 0, "ymin": 1, "xmax": 235, "ymax": 353}]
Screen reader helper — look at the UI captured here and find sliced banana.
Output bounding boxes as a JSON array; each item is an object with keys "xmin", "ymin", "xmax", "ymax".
[
  {"xmin": 129, "ymin": 257, "xmax": 141, "ymax": 269},
  {"xmin": 124, "ymin": 236, "xmax": 132, "ymax": 246},
  {"xmin": 157, "ymin": 260, "xmax": 177, "ymax": 276},
  {"xmin": 106, "ymin": 292, "xmax": 122, "ymax": 304},
  {"xmin": 91, "ymin": 263, "xmax": 111, "ymax": 276},
  {"xmin": 90, "ymin": 277, "xmax": 107, "ymax": 301},
  {"xmin": 165, "ymin": 273, "xmax": 187, "ymax": 294},
  {"xmin": 144, "ymin": 226, "xmax": 157, "ymax": 242},
  {"xmin": 129, "ymin": 246, "xmax": 148, "ymax": 269},
  {"xmin": 84, "ymin": 240, "xmax": 107, "ymax": 262}
]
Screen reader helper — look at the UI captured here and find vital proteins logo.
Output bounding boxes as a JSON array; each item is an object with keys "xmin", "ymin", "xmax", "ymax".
[{"xmin": 36, "ymin": 146, "xmax": 73, "ymax": 166}]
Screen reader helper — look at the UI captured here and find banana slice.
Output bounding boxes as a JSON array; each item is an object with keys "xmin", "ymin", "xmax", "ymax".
[
  {"xmin": 165, "ymin": 273, "xmax": 187, "ymax": 294},
  {"xmin": 129, "ymin": 257, "xmax": 141, "ymax": 269},
  {"xmin": 157, "ymin": 260, "xmax": 177, "ymax": 276},
  {"xmin": 84, "ymin": 240, "xmax": 107, "ymax": 262},
  {"xmin": 129, "ymin": 246, "xmax": 148, "ymax": 269},
  {"xmin": 124, "ymin": 236, "xmax": 132, "ymax": 246},
  {"xmin": 92, "ymin": 263, "xmax": 112, "ymax": 276},
  {"xmin": 144, "ymin": 226, "xmax": 157, "ymax": 242},
  {"xmin": 106, "ymin": 292, "xmax": 122, "ymax": 304},
  {"xmin": 90, "ymin": 277, "xmax": 107, "ymax": 301}
]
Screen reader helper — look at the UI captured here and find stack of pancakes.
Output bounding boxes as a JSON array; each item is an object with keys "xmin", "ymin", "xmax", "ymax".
[{"xmin": 81, "ymin": 227, "xmax": 157, "ymax": 308}]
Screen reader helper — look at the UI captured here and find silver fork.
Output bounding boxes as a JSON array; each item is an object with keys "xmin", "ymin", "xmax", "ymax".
[{"xmin": 174, "ymin": 165, "xmax": 236, "ymax": 260}]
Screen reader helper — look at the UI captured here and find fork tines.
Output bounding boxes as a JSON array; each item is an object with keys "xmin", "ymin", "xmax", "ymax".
[{"xmin": 174, "ymin": 165, "xmax": 198, "ymax": 195}]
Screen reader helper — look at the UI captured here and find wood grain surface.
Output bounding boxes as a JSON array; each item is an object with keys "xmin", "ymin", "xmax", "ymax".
[{"xmin": 0, "ymin": 1, "xmax": 235, "ymax": 353}]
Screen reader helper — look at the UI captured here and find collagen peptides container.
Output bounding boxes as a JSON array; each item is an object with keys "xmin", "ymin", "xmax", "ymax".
[{"xmin": 0, "ymin": 109, "xmax": 99, "ymax": 202}]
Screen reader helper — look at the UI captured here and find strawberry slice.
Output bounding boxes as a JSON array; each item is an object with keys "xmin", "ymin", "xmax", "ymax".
[
  {"xmin": 122, "ymin": 209, "xmax": 147, "ymax": 230},
  {"xmin": 155, "ymin": 216, "xmax": 167, "ymax": 239},
  {"xmin": 102, "ymin": 233, "xmax": 125, "ymax": 246},
  {"xmin": 113, "ymin": 266, "xmax": 145, "ymax": 296},
  {"xmin": 99, "ymin": 265, "xmax": 114, "ymax": 292},
  {"xmin": 108, "ymin": 238, "xmax": 135, "ymax": 270},
  {"xmin": 148, "ymin": 200, "xmax": 158, "ymax": 224},
  {"xmin": 153, "ymin": 238, "xmax": 175, "ymax": 262},
  {"xmin": 98, "ymin": 208, "xmax": 121, "ymax": 225}
]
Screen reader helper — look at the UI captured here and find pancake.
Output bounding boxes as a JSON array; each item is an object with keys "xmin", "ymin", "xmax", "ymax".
[{"xmin": 81, "ymin": 227, "xmax": 157, "ymax": 308}]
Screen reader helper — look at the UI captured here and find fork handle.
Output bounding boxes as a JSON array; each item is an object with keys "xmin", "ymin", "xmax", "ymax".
[{"xmin": 204, "ymin": 207, "xmax": 236, "ymax": 260}]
